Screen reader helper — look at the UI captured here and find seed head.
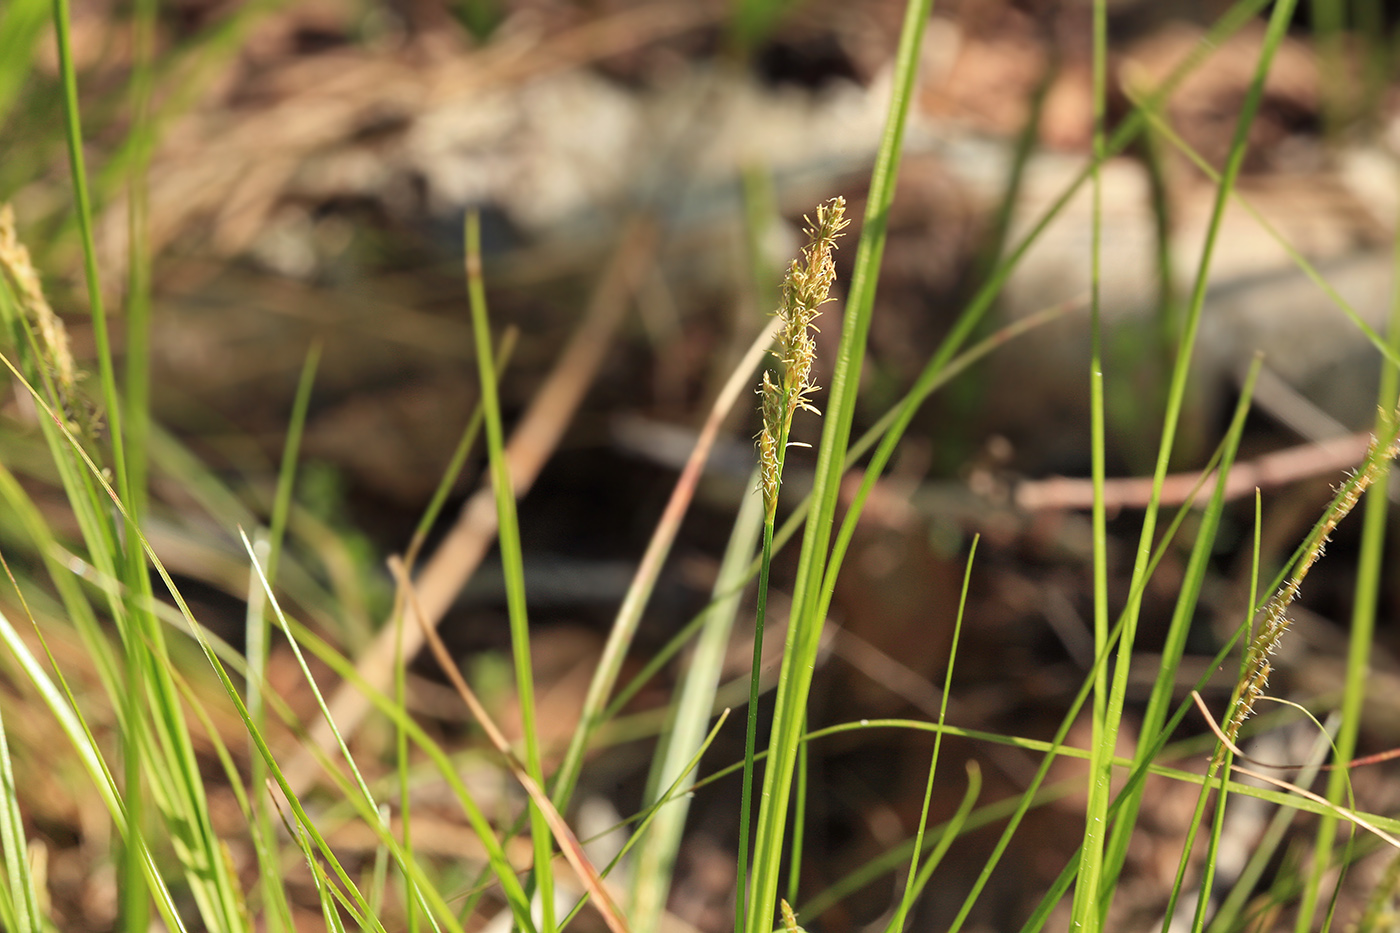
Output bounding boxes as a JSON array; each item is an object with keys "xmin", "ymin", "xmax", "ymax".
[
  {"xmin": 1214, "ymin": 412, "xmax": 1400, "ymax": 771},
  {"xmin": 757, "ymin": 197, "xmax": 848, "ymax": 519},
  {"xmin": 0, "ymin": 204, "xmax": 96, "ymax": 439}
]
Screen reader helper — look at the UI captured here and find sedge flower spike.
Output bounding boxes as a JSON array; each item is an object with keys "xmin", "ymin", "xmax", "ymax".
[
  {"xmin": 0, "ymin": 204, "xmax": 96, "ymax": 440},
  {"xmin": 758, "ymin": 196, "xmax": 848, "ymax": 519},
  {"xmin": 1212, "ymin": 407, "xmax": 1400, "ymax": 773}
]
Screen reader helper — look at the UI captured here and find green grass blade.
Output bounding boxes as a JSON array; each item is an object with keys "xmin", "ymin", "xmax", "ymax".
[
  {"xmin": 0, "ymin": 347, "xmax": 479, "ymax": 933},
  {"xmin": 899, "ymin": 761, "xmax": 982, "ymax": 913},
  {"xmin": 1123, "ymin": 86, "xmax": 1400, "ymax": 372},
  {"xmin": 549, "ymin": 313, "xmax": 780, "ymax": 817},
  {"xmin": 952, "ymin": 435, "xmax": 1267, "ymax": 931},
  {"xmin": 405, "ymin": 328, "xmax": 516, "ymax": 568},
  {"xmin": 163, "ymin": 590, "xmax": 493, "ymax": 933},
  {"xmin": 247, "ymin": 345, "xmax": 319, "ymax": 933},
  {"xmin": 240, "ymin": 526, "xmax": 387, "ymax": 820},
  {"xmin": 1206, "ymin": 722, "xmax": 1336, "ymax": 932},
  {"xmin": 1074, "ymin": 0, "xmax": 1112, "ymax": 923},
  {"xmin": 121, "ymin": 2, "xmax": 157, "ymax": 919},
  {"xmin": 885, "ymin": 535, "xmax": 977, "ymax": 933},
  {"xmin": 793, "ymin": 20, "xmax": 1273, "ymax": 878},
  {"xmin": 602, "ymin": 297, "xmax": 1076, "ymax": 727},
  {"xmin": 1189, "ymin": 757, "xmax": 1237, "ymax": 932},
  {"xmin": 750, "ymin": 7, "xmax": 1261, "ymax": 917},
  {"xmin": 464, "ymin": 213, "xmax": 555, "ymax": 932}
]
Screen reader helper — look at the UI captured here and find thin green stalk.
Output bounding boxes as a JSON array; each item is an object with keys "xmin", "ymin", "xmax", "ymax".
[
  {"xmin": 1, "ymin": 346, "xmax": 524, "ymax": 933},
  {"xmin": 248, "ymin": 343, "xmax": 318, "ymax": 933},
  {"xmin": 738, "ymin": 514, "xmax": 778, "ymax": 930},
  {"xmin": 562, "ymin": 711, "xmax": 732, "ymax": 929},
  {"xmin": 801, "ymin": 708, "xmax": 1327, "ymax": 929},
  {"xmin": 405, "ymin": 328, "xmax": 517, "ymax": 568},
  {"xmin": 122, "ymin": 0, "xmax": 157, "ymax": 919},
  {"xmin": 394, "ymin": 591, "xmax": 419, "ymax": 933},
  {"xmin": 0, "ymin": 603, "xmax": 189, "ymax": 933},
  {"xmin": 801, "ymin": 14, "xmax": 1271, "ymax": 784},
  {"xmin": 1124, "ymin": 87, "xmax": 1400, "ymax": 372},
  {"xmin": 955, "ymin": 401, "xmax": 1260, "ymax": 932},
  {"xmin": 791, "ymin": 28, "xmax": 1276, "ymax": 913},
  {"xmin": 1035, "ymin": 394, "xmax": 1400, "ymax": 929},
  {"xmin": 465, "ymin": 213, "xmax": 554, "ymax": 933},
  {"xmin": 50, "ymin": 0, "xmax": 160, "ymax": 924},
  {"xmin": 1188, "ymin": 761, "xmax": 1235, "ymax": 932},
  {"xmin": 548, "ymin": 307, "xmax": 781, "ymax": 821},
  {"xmin": 123, "ymin": 0, "xmax": 156, "ymax": 523},
  {"xmin": 394, "ymin": 329, "xmax": 511, "ymax": 933},
  {"xmin": 50, "ymin": 0, "xmax": 126, "ymax": 496},
  {"xmin": 51, "ymin": 2, "xmax": 249, "ymax": 921},
  {"xmin": 788, "ymin": 718, "xmax": 807, "ymax": 905},
  {"xmin": 885, "ymin": 535, "xmax": 977, "ymax": 933},
  {"xmin": 1072, "ymin": 0, "xmax": 1112, "ymax": 923},
  {"xmin": 202, "ymin": 573, "xmax": 530, "ymax": 933}
]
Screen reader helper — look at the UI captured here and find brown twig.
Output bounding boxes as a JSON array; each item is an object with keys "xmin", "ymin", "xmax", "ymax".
[{"xmin": 1015, "ymin": 432, "xmax": 1374, "ymax": 512}]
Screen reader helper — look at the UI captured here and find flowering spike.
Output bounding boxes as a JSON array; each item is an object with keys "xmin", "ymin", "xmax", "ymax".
[
  {"xmin": 1214, "ymin": 410, "xmax": 1400, "ymax": 771},
  {"xmin": 756, "ymin": 197, "xmax": 848, "ymax": 519}
]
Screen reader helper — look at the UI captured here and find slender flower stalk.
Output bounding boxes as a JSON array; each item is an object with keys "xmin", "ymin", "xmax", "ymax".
[{"xmin": 738, "ymin": 197, "xmax": 847, "ymax": 927}]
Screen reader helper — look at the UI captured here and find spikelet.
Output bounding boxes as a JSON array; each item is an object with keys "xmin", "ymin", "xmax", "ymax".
[
  {"xmin": 0, "ymin": 204, "xmax": 95, "ymax": 439},
  {"xmin": 1213, "ymin": 410, "xmax": 1400, "ymax": 771},
  {"xmin": 779, "ymin": 899, "xmax": 806, "ymax": 933},
  {"xmin": 756, "ymin": 197, "xmax": 848, "ymax": 520}
]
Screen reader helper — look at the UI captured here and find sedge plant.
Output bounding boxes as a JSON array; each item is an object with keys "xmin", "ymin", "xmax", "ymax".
[{"xmin": 737, "ymin": 195, "xmax": 848, "ymax": 928}]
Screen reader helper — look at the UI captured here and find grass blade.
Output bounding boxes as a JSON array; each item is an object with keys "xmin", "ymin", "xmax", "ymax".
[
  {"xmin": 464, "ymin": 212, "xmax": 555, "ymax": 932},
  {"xmin": 885, "ymin": 535, "xmax": 978, "ymax": 933}
]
